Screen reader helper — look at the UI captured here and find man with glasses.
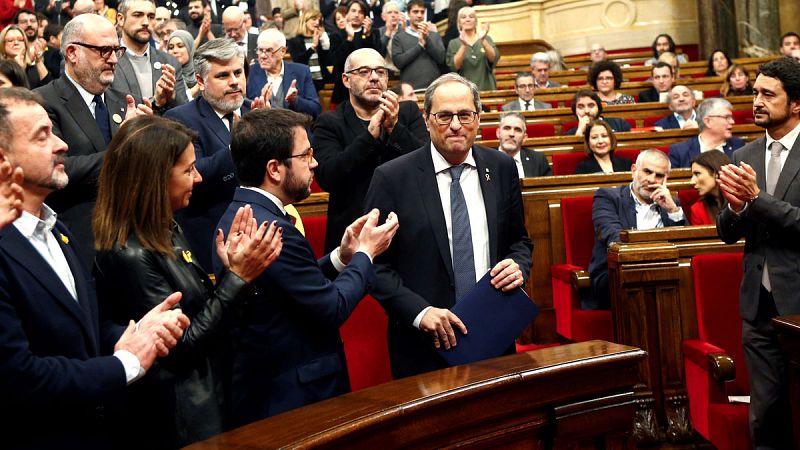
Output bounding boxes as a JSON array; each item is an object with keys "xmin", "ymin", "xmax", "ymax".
[
  {"xmin": 501, "ymin": 72, "xmax": 552, "ymax": 112},
  {"xmin": 668, "ymin": 98, "xmax": 744, "ymax": 168},
  {"xmin": 214, "ymin": 108, "xmax": 399, "ymax": 426},
  {"xmin": 222, "ymin": 5, "xmax": 258, "ymax": 61},
  {"xmin": 313, "ymin": 47, "xmax": 428, "ymax": 253},
  {"xmin": 165, "ymin": 38, "xmax": 250, "ymax": 271},
  {"xmin": 246, "ymin": 28, "xmax": 320, "ymax": 118},
  {"xmin": 363, "ymin": 73, "xmax": 533, "ymax": 378},
  {"xmin": 35, "ymin": 13, "xmax": 152, "ymax": 266}
]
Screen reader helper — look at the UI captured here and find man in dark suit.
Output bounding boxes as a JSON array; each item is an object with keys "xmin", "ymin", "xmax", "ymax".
[
  {"xmin": 313, "ymin": 48, "xmax": 428, "ymax": 252},
  {"xmin": 716, "ymin": 57, "xmax": 800, "ymax": 449},
  {"xmin": 637, "ymin": 62, "xmax": 674, "ymax": 103},
  {"xmin": 497, "ymin": 111, "xmax": 551, "ymax": 178},
  {"xmin": 654, "ymin": 84, "xmax": 698, "ymax": 130},
  {"xmin": 213, "ymin": 108, "xmax": 398, "ymax": 426},
  {"xmin": 222, "ymin": 5, "xmax": 258, "ymax": 61},
  {"xmin": 165, "ymin": 38, "xmax": 249, "ymax": 272},
  {"xmin": 668, "ymin": 97, "xmax": 745, "ymax": 168},
  {"xmin": 588, "ymin": 149, "xmax": 685, "ymax": 310},
  {"xmin": 34, "ymin": 13, "xmax": 150, "ymax": 266},
  {"xmin": 501, "ymin": 72, "xmax": 552, "ymax": 112},
  {"xmin": 112, "ymin": 0, "xmax": 188, "ymax": 113},
  {"xmin": 245, "ymin": 28, "xmax": 321, "ymax": 118},
  {"xmin": 363, "ymin": 73, "xmax": 533, "ymax": 378},
  {"xmin": 564, "ymin": 90, "xmax": 631, "ymax": 136},
  {"xmin": 531, "ymin": 52, "xmax": 561, "ymax": 88},
  {"xmin": 0, "ymin": 87, "xmax": 188, "ymax": 450}
]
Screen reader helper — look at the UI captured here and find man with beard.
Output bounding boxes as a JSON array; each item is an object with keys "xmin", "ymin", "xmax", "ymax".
[
  {"xmin": 668, "ymin": 97, "xmax": 745, "ymax": 168},
  {"xmin": 184, "ymin": 0, "xmax": 220, "ymax": 47},
  {"xmin": 717, "ymin": 56, "xmax": 800, "ymax": 449},
  {"xmin": 655, "ymin": 84, "xmax": 698, "ymax": 130},
  {"xmin": 112, "ymin": 0, "xmax": 188, "ymax": 113},
  {"xmin": 14, "ymin": 8, "xmax": 43, "ymax": 51},
  {"xmin": 313, "ymin": 48, "xmax": 427, "ymax": 252},
  {"xmin": 213, "ymin": 108, "xmax": 399, "ymax": 426},
  {"xmin": 34, "ymin": 13, "xmax": 152, "ymax": 266},
  {"xmin": 165, "ymin": 38, "xmax": 249, "ymax": 271},
  {"xmin": 390, "ymin": 0, "xmax": 445, "ymax": 90},
  {"xmin": 587, "ymin": 149, "xmax": 685, "ymax": 310},
  {"xmin": 496, "ymin": 112, "xmax": 551, "ymax": 178}
]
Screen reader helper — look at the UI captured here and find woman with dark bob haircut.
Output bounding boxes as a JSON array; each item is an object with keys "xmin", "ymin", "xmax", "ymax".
[
  {"xmin": 588, "ymin": 60, "xmax": 635, "ymax": 106},
  {"xmin": 0, "ymin": 59, "xmax": 29, "ymax": 88},
  {"xmin": 705, "ymin": 49, "xmax": 732, "ymax": 77},
  {"xmin": 92, "ymin": 115, "xmax": 283, "ymax": 448},
  {"xmin": 576, "ymin": 119, "xmax": 632, "ymax": 174},
  {"xmin": 688, "ymin": 149, "xmax": 731, "ymax": 224}
]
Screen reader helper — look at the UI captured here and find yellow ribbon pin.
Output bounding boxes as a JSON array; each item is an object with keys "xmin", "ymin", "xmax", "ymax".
[
  {"xmin": 182, "ymin": 250, "xmax": 193, "ymax": 263},
  {"xmin": 60, "ymin": 234, "xmax": 69, "ymax": 245}
]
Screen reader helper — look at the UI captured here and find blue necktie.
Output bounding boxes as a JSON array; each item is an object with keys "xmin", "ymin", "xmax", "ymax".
[
  {"xmin": 93, "ymin": 95, "xmax": 111, "ymax": 145},
  {"xmin": 449, "ymin": 164, "xmax": 476, "ymax": 301}
]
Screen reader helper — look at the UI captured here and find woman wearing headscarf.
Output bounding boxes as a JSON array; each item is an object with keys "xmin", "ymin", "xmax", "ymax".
[{"xmin": 166, "ymin": 30, "xmax": 199, "ymax": 98}]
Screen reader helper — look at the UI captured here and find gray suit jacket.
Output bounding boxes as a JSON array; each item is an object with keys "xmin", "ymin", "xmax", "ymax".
[
  {"xmin": 111, "ymin": 47, "xmax": 189, "ymax": 111},
  {"xmin": 717, "ymin": 136, "xmax": 800, "ymax": 321},
  {"xmin": 391, "ymin": 29, "xmax": 445, "ymax": 90},
  {"xmin": 501, "ymin": 99, "xmax": 552, "ymax": 112}
]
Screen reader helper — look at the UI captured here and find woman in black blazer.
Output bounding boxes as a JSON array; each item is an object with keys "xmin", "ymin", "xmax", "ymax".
[
  {"xmin": 575, "ymin": 119, "xmax": 632, "ymax": 174},
  {"xmin": 286, "ymin": 10, "xmax": 331, "ymax": 92}
]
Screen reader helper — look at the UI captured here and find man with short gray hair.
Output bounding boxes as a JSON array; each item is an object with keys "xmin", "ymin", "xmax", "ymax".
[
  {"xmin": 668, "ymin": 97, "xmax": 745, "ymax": 168},
  {"xmin": 530, "ymin": 51, "xmax": 560, "ymax": 88},
  {"xmin": 655, "ymin": 84, "xmax": 698, "ymax": 130},
  {"xmin": 497, "ymin": 111, "xmax": 552, "ymax": 178},
  {"xmin": 165, "ymin": 38, "xmax": 249, "ymax": 270}
]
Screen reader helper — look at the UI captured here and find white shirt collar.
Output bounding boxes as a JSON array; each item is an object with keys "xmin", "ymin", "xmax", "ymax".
[
  {"xmin": 13, "ymin": 204, "xmax": 58, "ymax": 239},
  {"xmin": 430, "ymin": 142, "xmax": 476, "ymax": 174},
  {"xmin": 266, "ymin": 60, "xmax": 285, "ymax": 80},
  {"xmin": 766, "ymin": 120, "xmax": 800, "ymax": 152},
  {"xmin": 64, "ymin": 72, "xmax": 101, "ymax": 111},
  {"xmin": 240, "ymin": 186, "xmax": 287, "ymax": 215}
]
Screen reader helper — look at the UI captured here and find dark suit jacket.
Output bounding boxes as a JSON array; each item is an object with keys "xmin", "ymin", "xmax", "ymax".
[
  {"xmin": 34, "ymin": 77, "xmax": 128, "ymax": 267},
  {"xmin": 245, "ymin": 61, "xmax": 321, "ymax": 118},
  {"xmin": 637, "ymin": 87, "xmax": 664, "ymax": 103},
  {"xmin": 655, "ymin": 113, "xmax": 681, "ymax": 130},
  {"xmin": 575, "ymin": 156, "xmax": 633, "ymax": 174},
  {"xmin": 0, "ymin": 221, "xmax": 126, "ymax": 449},
  {"xmin": 286, "ymin": 35, "xmax": 331, "ymax": 89},
  {"xmin": 668, "ymin": 135, "xmax": 745, "ymax": 168},
  {"xmin": 501, "ymin": 99, "xmax": 552, "ymax": 111},
  {"xmin": 111, "ymin": 46, "xmax": 189, "ymax": 112},
  {"xmin": 312, "ymin": 100, "xmax": 428, "ymax": 252},
  {"xmin": 329, "ymin": 28, "xmax": 382, "ymax": 104},
  {"xmin": 519, "ymin": 148, "xmax": 552, "ymax": 177},
  {"xmin": 212, "ymin": 188, "xmax": 376, "ymax": 425},
  {"xmin": 363, "ymin": 144, "xmax": 533, "ymax": 378},
  {"xmin": 164, "ymin": 96, "xmax": 251, "ymax": 272},
  {"xmin": 241, "ymin": 32, "xmax": 259, "ymax": 62},
  {"xmin": 718, "ymin": 136, "xmax": 800, "ymax": 321}
]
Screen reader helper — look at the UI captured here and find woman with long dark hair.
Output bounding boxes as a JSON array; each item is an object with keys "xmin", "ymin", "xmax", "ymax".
[{"xmin": 689, "ymin": 149, "xmax": 731, "ymax": 224}]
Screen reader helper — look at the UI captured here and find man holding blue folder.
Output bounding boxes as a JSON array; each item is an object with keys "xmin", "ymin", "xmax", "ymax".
[{"xmin": 364, "ymin": 73, "xmax": 533, "ymax": 378}]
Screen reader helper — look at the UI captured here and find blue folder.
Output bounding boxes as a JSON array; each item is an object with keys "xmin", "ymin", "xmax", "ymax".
[{"xmin": 438, "ymin": 272, "xmax": 539, "ymax": 366}]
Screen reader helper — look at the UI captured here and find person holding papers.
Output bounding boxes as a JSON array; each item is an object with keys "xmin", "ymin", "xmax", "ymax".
[{"xmin": 364, "ymin": 73, "xmax": 533, "ymax": 379}]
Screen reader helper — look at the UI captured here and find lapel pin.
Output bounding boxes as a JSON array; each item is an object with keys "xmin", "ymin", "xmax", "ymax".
[
  {"xmin": 112, "ymin": 113, "xmax": 122, "ymax": 124},
  {"xmin": 485, "ymin": 168, "xmax": 491, "ymax": 182},
  {"xmin": 60, "ymin": 234, "xmax": 69, "ymax": 245},
  {"xmin": 153, "ymin": 61, "xmax": 162, "ymax": 71},
  {"xmin": 182, "ymin": 250, "xmax": 193, "ymax": 263}
]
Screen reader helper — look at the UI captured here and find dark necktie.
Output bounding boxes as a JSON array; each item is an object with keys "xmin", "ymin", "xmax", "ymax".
[
  {"xmin": 223, "ymin": 112, "xmax": 234, "ymax": 130},
  {"xmin": 524, "ymin": 100, "xmax": 530, "ymax": 111},
  {"xmin": 763, "ymin": 141, "xmax": 785, "ymax": 292},
  {"xmin": 449, "ymin": 164, "xmax": 476, "ymax": 301},
  {"xmin": 93, "ymin": 95, "xmax": 111, "ymax": 145}
]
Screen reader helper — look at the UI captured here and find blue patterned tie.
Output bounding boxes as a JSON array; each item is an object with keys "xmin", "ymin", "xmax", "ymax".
[
  {"xmin": 93, "ymin": 95, "xmax": 111, "ymax": 145},
  {"xmin": 449, "ymin": 164, "xmax": 476, "ymax": 301}
]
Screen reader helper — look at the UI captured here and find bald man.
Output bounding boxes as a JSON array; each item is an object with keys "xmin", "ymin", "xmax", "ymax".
[{"xmin": 222, "ymin": 6, "xmax": 258, "ymax": 61}]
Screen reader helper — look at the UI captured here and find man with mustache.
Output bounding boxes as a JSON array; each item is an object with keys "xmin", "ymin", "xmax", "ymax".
[
  {"xmin": 496, "ymin": 111, "xmax": 551, "ymax": 178},
  {"xmin": 655, "ymin": 84, "xmax": 699, "ymax": 130},
  {"xmin": 165, "ymin": 38, "xmax": 250, "ymax": 271},
  {"xmin": 587, "ymin": 149, "xmax": 685, "ymax": 310},
  {"xmin": 112, "ymin": 0, "xmax": 188, "ymax": 113}
]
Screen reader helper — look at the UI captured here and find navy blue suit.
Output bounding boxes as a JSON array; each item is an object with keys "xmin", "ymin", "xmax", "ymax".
[
  {"xmin": 654, "ymin": 113, "xmax": 681, "ymax": 130},
  {"xmin": 0, "ymin": 221, "xmax": 126, "ymax": 449},
  {"xmin": 667, "ymin": 135, "xmax": 744, "ymax": 168},
  {"xmin": 587, "ymin": 184, "xmax": 685, "ymax": 309},
  {"xmin": 213, "ymin": 188, "xmax": 375, "ymax": 426},
  {"xmin": 245, "ymin": 62, "xmax": 321, "ymax": 119},
  {"xmin": 165, "ymin": 96, "xmax": 250, "ymax": 272}
]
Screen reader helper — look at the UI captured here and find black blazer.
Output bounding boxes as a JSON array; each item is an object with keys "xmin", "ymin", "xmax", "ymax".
[
  {"xmin": 286, "ymin": 34, "xmax": 331, "ymax": 90},
  {"xmin": 575, "ymin": 155, "xmax": 633, "ymax": 174},
  {"xmin": 111, "ymin": 46, "xmax": 189, "ymax": 112},
  {"xmin": 520, "ymin": 148, "xmax": 552, "ymax": 177},
  {"xmin": 328, "ymin": 29, "xmax": 383, "ymax": 104},
  {"xmin": 364, "ymin": 144, "xmax": 533, "ymax": 378},
  {"xmin": 637, "ymin": 87, "xmax": 662, "ymax": 103}
]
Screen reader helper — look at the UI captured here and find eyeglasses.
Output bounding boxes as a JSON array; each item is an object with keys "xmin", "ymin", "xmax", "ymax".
[
  {"xmin": 256, "ymin": 46, "xmax": 284, "ymax": 56},
  {"xmin": 707, "ymin": 114, "xmax": 735, "ymax": 122},
  {"xmin": 515, "ymin": 83, "xmax": 535, "ymax": 90},
  {"xmin": 4, "ymin": 37, "xmax": 25, "ymax": 43},
  {"xmin": 597, "ymin": 76, "xmax": 615, "ymax": 82},
  {"xmin": 71, "ymin": 42, "xmax": 126, "ymax": 59},
  {"xmin": 429, "ymin": 111, "xmax": 478, "ymax": 125},
  {"xmin": 346, "ymin": 66, "xmax": 389, "ymax": 78},
  {"xmin": 286, "ymin": 147, "xmax": 314, "ymax": 164}
]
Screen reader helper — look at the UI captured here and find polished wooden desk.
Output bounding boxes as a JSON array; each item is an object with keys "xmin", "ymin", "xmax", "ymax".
[{"xmin": 188, "ymin": 341, "xmax": 646, "ymax": 449}]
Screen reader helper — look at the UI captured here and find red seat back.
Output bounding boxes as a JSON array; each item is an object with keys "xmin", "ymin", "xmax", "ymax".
[
  {"xmin": 552, "ymin": 152, "xmax": 589, "ymax": 175},
  {"xmin": 644, "ymin": 116, "xmax": 663, "ymax": 127},
  {"xmin": 561, "ymin": 196, "xmax": 595, "ymax": 268},
  {"xmin": 340, "ymin": 295, "xmax": 393, "ymax": 391},
  {"xmin": 678, "ymin": 189, "xmax": 700, "ymax": 223},
  {"xmin": 303, "ymin": 215, "xmax": 327, "ymax": 259},
  {"xmin": 733, "ymin": 109, "xmax": 754, "ymax": 125}
]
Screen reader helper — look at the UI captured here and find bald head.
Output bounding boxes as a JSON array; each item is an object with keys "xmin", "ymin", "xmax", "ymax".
[
  {"xmin": 72, "ymin": 0, "xmax": 96, "ymax": 15},
  {"xmin": 61, "ymin": 14, "xmax": 119, "ymax": 94},
  {"xmin": 222, "ymin": 6, "xmax": 245, "ymax": 42},
  {"xmin": 344, "ymin": 48, "xmax": 385, "ymax": 73}
]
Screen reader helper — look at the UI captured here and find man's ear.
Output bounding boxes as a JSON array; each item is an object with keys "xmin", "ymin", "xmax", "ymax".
[
  {"xmin": 265, "ymin": 159, "xmax": 282, "ymax": 184},
  {"xmin": 342, "ymin": 73, "xmax": 351, "ymax": 90},
  {"xmin": 195, "ymin": 74, "xmax": 205, "ymax": 92}
]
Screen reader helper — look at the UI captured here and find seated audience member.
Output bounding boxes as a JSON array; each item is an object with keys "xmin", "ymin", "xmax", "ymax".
[
  {"xmin": 779, "ymin": 31, "xmax": 799, "ymax": 57},
  {"xmin": 313, "ymin": 48, "xmax": 428, "ymax": 251},
  {"xmin": 497, "ymin": 111, "xmax": 552, "ymax": 178},
  {"xmin": 0, "ymin": 87, "xmax": 188, "ymax": 449},
  {"xmin": 286, "ymin": 9, "xmax": 331, "ymax": 92},
  {"xmin": 331, "ymin": 5, "xmax": 348, "ymax": 32},
  {"xmin": 721, "ymin": 64, "xmax": 753, "ymax": 96},
  {"xmin": 93, "ymin": 115, "xmax": 282, "ymax": 448},
  {"xmin": 588, "ymin": 149, "xmax": 685, "ymax": 309},
  {"xmin": 705, "ymin": 48, "xmax": 731, "ymax": 77},
  {"xmin": 637, "ymin": 61, "xmax": 674, "ymax": 103},
  {"xmin": 271, "ymin": 7, "xmax": 285, "ymax": 30},
  {"xmin": 530, "ymin": 51, "xmax": 559, "ymax": 88},
  {"xmin": 589, "ymin": 43, "xmax": 607, "ymax": 64},
  {"xmin": 0, "ymin": 24, "xmax": 50, "ymax": 88},
  {"xmin": 645, "ymin": 33, "xmax": 687, "ymax": 65},
  {"xmin": 214, "ymin": 108, "xmax": 399, "ymax": 425},
  {"xmin": 576, "ymin": 119, "xmax": 631, "ymax": 174},
  {"xmin": 564, "ymin": 90, "xmax": 631, "ymax": 136},
  {"xmin": 393, "ymin": 0, "xmax": 445, "ymax": 90},
  {"xmin": 655, "ymin": 85, "xmax": 698, "ymax": 130},
  {"xmin": 167, "ymin": 30, "xmax": 200, "ymax": 99},
  {"xmin": 41, "ymin": 22, "xmax": 61, "ymax": 79},
  {"xmin": 668, "ymin": 97, "xmax": 744, "ymax": 168},
  {"xmin": 329, "ymin": 0, "xmax": 382, "ymax": 105},
  {"xmin": 390, "ymin": 81, "xmax": 417, "ymax": 101},
  {"xmin": 658, "ymin": 51, "xmax": 681, "ymax": 79},
  {"xmin": 446, "ymin": 6, "xmax": 499, "ymax": 92},
  {"xmin": 247, "ymin": 28, "xmax": 321, "ymax": 118},
  {"xmin": 688, "ymin": 149, "xmax": 730, "ymax": 225},
  {"xmin": 589, "ymin": 60, "xmax": 635, "ymax": 106},
  {"xmin": 0, "ymin": 59, "xmax": 28, "ymax": 87},
  {"xmin": 502, "ymin": 71, "xmax": 551, "ymax": 111}
]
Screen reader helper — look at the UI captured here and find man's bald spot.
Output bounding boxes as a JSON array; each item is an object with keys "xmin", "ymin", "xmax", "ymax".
[{"xmin": 222, "ymin": 6, "xmax": 244, "ymax": 21}]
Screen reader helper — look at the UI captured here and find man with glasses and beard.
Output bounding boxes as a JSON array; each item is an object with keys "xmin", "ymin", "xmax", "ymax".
[
  {"xmin": 165, "ymin": 38, "xmax": 249, "ymax": 271},
  {"xmin": 313, "ymin": 48, "xmax": 427, "ymax": 253}
]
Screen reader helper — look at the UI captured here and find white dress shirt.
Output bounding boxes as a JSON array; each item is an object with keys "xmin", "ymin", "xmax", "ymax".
[
  {"xmin": 764, "ymin": 120, "xmax": 800, "ymax": 173},
  {"xmin": 630, "ymin": 183, "xmax": 685, "ymax": 229},
  {"xmin": 64, "ymin": 72, "xmax": 105, "ymax": 119}
]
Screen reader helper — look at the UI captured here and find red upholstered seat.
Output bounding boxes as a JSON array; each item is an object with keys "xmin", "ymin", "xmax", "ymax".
[
  {"xmin": 341, "ymin": 295, "xmax": 393, "ymax": 391},
  {"xmin": 678, "ymin": 189, "xmax": 700, "ymax": 223},
  {"xmin": 303, "ymin": 215, "xmax": 327, "ymax": 259},
  {"xmin": 568, "ymin": 79, "xmax": 588, "ymax": 87},
  {"xmin": 644, "ymin": 116, "xmax": 663, "ymax": 127},
  {"xmin": 551, "ymin": 196, "xmax": 613, "ymax": 342},
  {"xmin": 733, "ymin": 109, "xmax": 754, "ymax": 125},
  {"xmin": 545, "ymin": 100, "xmax": 559, "ymax": 109},
  {"xmin": 703, "ymin": 89, "xmax": 721, "ymax": 98},
  {"xmin": 552, "ymin": 153, "xmax": 589, "ymax": 175},
  {"xmin": 683, "ymin": 252, "xmax": 751, "ymax": 449}
]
